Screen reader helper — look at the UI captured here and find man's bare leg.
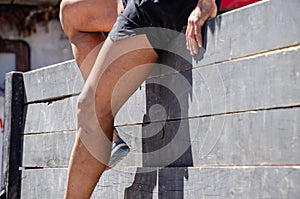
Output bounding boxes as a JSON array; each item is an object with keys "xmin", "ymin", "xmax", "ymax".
[
  {"xmin": 60, "ymin": 0, "xmax": 124, "ymax": 144},
  {"xmin": 59, "ymin": 1, "xmax": 136, "ymax": 198},
  {"xmin": 64, "ymin": 35, "xmax": 158, "ymax": 198}
]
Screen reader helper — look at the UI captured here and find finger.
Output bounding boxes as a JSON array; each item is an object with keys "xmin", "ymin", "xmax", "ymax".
[
  {"xmin": 195, "ymin": 29, "xmax": 203, "ymax": 48},
  {"xmin": 187, "ymin": 39, "xmax": 193, "ymax": 56},
  {"xmin": 190, "ymin": 15, "xmax": 202, "ymax": 54},
  {"xmin": 185, "ymin": 22, "xmax": 192, "ymax": 50},
  {"xmin": 186, "ymin": 38, "xmax": 190, "ymax": 51},
  {"xmin": 188, "ymin": 37, "xmax": 196, "ymax": 56},
  {"xmin": 186, "ymin": 22, "xmax": 195, "ymax": 53},
  {"xmin": 194, "ymin": 22, "xmax": 202, "ymax": 47},
  {"xmin": 190, "ymin": 38, "xmax": 199, "ymax": 56},
  {"xmin": 186, "ymin": 29, "xmax": 191, "ymax": 51}
]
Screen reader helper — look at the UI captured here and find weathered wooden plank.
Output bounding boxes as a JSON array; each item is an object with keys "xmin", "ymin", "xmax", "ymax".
[
  {"xmin": 23, "ymin": 96, "xmax": 78, "ymax": 134},
  {"xmin": 22, "ymin": 132, "xmax": 75, "ymax": 168},
  {"xmin": 159, "ymin": 167, "xmax": 300, "ymax": 199},
  {"xmin": 143, "ymin": 107, "xmax": 300, "ymax": 167},
  {"xmin": 22, "ymin": 107, "xmax": 300, "ymax": 168},
  {"xmin": 21, "ymin": 169, "xmax": 67, "ymax": 199},
  {"xmin": 23, "ymin": 60, "xmax": 83, "ymax": 103},
  {"xmin": 20, "ymin": 167, "xmax": 155, "ymax": 199},
  {"xmin": 22, "ymin": 126, "xmax": 143, "ymax": 167},
  {"xmin": 20, "ymin": 168, "xmax": 139, "ymax": 199},
  {"xmin": 21, "ymin": 167, "xmax": 300, "ymax": 199},
  {"xmin": 2, "ymin": 72, "xmax": 24, "ymax": 199}
]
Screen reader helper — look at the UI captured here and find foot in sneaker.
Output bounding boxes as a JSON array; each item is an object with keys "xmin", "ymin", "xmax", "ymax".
[{"xmin": 107, "ymin": 139, "xmax": 130, "ymax": 169}]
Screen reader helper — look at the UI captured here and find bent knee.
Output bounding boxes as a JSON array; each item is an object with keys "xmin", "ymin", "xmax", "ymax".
[
  {"xmin": 60, "ymin": 0, "xmax": 78, "ymax": 36},
  {"xmin": 77, "ymin": 88, "xmax": 93, "ymax": 119},
  {"xmin": 59, "ymin": 0, "xmax": 75, "ymax": 36},
  {"xmin": 77, "ymin": 88, "xmax": 113, "ymax": 123}
]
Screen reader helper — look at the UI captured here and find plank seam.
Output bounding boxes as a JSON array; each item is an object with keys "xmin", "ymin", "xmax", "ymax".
[
  {"xmin": 219, "ymin": 43, "xmax": 300, "ymax": 63},
  {"xmin": 22, "ymin": 130, "xmax": 76, "ymax": 136},
  {"xmin": 148, "ymin": 43, "xmax": 300, "ymax": 79},
  {"xmin": 22, "ymin": 104, "xmax": 300, "ymax": 133},
  {"xmin": 116, "ymin": 104, "xmax": 300, "ymax": 127},
  {"xmin": 24, "ymin": 93, "xmax": 80, "ymax": 105},
  {"xmin": 21, "ymin": 166, "xmax": 68, "ymax": 170},
  {"xmin": 191, "ymin": 164, "xmax": 300, "ymax": 169},
  {"xmin": 21, "ymin": 165, "xmax": 300, "ymax": 170}
]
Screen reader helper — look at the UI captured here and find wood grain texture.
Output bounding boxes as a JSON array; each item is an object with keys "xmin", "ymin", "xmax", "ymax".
[
  {"xmin": 22, "ymin": 132, "xmax": 76, "ymax": 168},
  {"xmin": 21, "ymin": 167, "xmax": 300, "ymax": 199},
  {"xmin": 23, "ymin": 96, "xmax": 78, "ymax": 134},
  {"xmin": 22, "ymin": 126, "xmax": 143, "ymax": 168},
  {"xmin": 23, "ymin": 60, "xmax": 83, "ymax": 103}
]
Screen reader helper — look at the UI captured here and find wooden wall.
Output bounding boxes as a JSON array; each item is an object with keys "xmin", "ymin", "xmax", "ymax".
[{"xmin": 2, "ymin": 0, "xmax": 300, "ymax": 198}]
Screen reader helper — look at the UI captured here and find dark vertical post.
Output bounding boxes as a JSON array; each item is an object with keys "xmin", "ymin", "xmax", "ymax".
[{"xmin": 1, "ymin": 72, "xmax": 24, "ymax": 199}]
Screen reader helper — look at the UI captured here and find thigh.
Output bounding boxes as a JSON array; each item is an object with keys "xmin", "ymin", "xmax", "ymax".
[
  {"xmin": 83, "ymin": 35, "xmax": 158, "ymax": 119},
  {"xmin": 61, "ymin": 0, "xmax": 121, "ymax": 32}
]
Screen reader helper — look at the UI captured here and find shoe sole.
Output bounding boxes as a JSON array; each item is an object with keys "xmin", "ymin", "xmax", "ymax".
[{"xmin": 107, "ymin": 142, "xmax": 130, "ymax": 169}]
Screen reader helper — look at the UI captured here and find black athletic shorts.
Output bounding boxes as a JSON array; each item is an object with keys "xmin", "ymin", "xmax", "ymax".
[{"xmin": 109, "ymin": 0, "xmax": 220, "ymax": 54}]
